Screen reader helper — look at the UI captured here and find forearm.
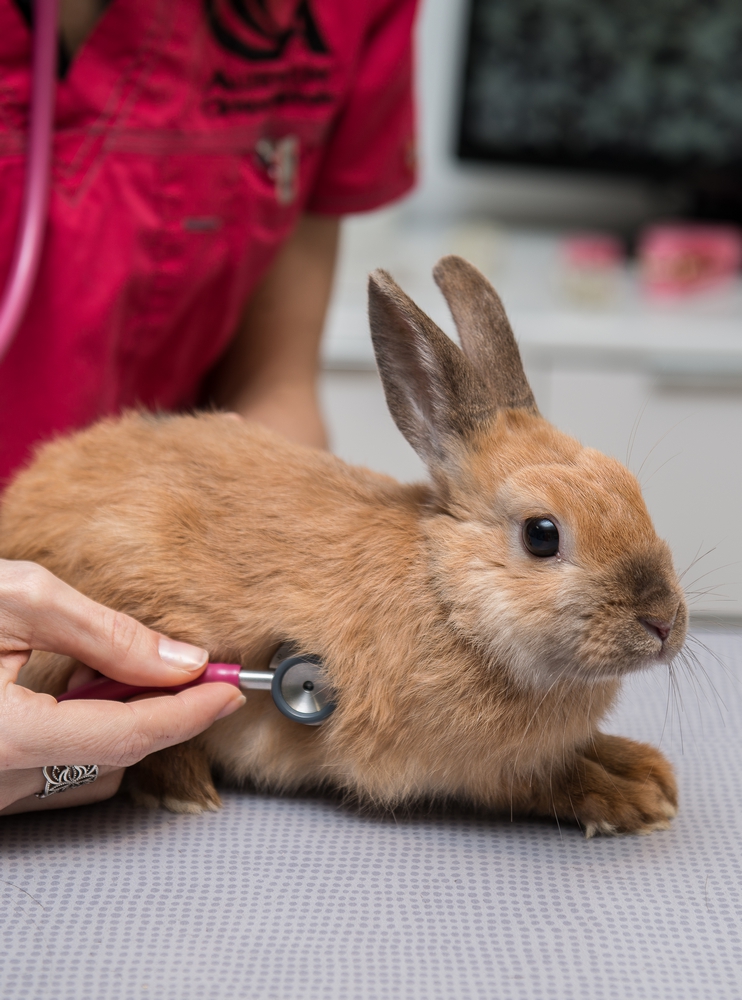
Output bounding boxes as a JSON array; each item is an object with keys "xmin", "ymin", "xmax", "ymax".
[{"xmin": 208, "ymin": 213, "xmax": 341, "ymax": 449}]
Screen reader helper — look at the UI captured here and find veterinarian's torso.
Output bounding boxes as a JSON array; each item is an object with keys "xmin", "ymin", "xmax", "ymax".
[{"xmin": 0, "ymin": 0, "xmax": 416, "ymax": 481}]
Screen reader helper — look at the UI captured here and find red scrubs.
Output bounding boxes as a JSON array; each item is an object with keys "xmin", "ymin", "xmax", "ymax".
[{"xmin": 0, "ymin": 0, "xmax": 417, "ymax": 482}]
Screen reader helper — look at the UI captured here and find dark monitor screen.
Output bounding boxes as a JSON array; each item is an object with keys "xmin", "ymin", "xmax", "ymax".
[{"xmin": 458, "ymin": 0, "xmax": 742, "ymax": 181}]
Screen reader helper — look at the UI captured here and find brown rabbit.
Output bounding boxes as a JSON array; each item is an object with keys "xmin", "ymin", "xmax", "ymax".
[{"xmin": 0, "ymin": 256, "xmax": 686, "ymax": 836}]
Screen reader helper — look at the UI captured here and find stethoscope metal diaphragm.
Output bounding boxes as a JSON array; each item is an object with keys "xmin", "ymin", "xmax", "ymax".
[{"xmin": 270, "ymin": 654, "xmax": 336, "ymax": 726}]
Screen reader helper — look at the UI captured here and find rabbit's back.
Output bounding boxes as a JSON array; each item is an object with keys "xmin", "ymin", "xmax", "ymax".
[{"xmin": 0, "ymin": 411, "xmax": 433, "ymax": 661}]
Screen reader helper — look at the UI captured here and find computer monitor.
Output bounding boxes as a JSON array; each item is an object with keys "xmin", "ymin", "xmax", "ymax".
[{"xmin": 457, "ymin": 0, "xmax": 742, "ymax": 222}]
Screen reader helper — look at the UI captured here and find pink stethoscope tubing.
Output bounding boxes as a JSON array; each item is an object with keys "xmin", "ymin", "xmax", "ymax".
[
  {"xmin": 56, "ymin": 662, "xmax": 245, "ymax": 702},
  {"xmin": 0, "ymin": 0, "xmax": 58, "ymax": 362}
]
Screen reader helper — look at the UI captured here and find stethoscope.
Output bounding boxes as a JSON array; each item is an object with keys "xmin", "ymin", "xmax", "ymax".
[
  {"xmin": 0, "ymin": 0, "xmax": 58, "ymax": 360},
  {"xmin": 58, "ymin": 644, "xmax": 337, "ymax": 725}
]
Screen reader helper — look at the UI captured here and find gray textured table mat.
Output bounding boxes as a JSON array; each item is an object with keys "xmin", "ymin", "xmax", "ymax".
[{"xmin": 1, "ymin": 631, "xmax": 741, "ymax": 1000}]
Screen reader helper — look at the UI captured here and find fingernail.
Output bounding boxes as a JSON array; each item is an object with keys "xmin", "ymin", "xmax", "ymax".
[
  {"xmin": 158, "ymin": 637, "xmax": 209, "ymax": 673},
  {"xmin": 216, "ymin": 693, "xmax": 246, "ymax": 720}
]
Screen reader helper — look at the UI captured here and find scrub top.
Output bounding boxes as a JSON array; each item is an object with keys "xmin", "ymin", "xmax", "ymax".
[{"xmin": 0, "ymin": 0, "xmax": 417, "ymax": 483}]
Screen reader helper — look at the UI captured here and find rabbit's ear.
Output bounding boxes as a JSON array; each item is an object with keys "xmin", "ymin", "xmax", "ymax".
[
  {"xmin": 368, "ymin": 269, "xmax": 496, "ymax": 472},
  {"xmin": 433, "ymin": 255, "xmax": 538, "ymax": 413}
]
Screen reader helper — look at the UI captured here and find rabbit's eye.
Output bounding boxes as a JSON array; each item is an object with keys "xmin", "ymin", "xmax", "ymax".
[{"xmin": 523, "ymin": 517, "xmax": 559, "ymax": 557}]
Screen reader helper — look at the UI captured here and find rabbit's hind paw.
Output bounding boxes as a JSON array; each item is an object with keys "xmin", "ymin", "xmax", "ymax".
[{"xmin": 124, "ymin": 742, "xmax": 222, "ymax": 815}]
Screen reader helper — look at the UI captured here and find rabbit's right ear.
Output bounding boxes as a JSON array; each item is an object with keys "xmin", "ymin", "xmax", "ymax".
[
  {"xmin": 433, "ymin": 256, "xmax": 538, "ymax": 413},
  {"xmin": 368, "ymin": 269, "xmax": 496, "ymax": 475}
]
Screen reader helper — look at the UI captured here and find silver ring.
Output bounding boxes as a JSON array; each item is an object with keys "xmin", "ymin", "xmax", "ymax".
[{"xmin": 36, "ymin": 764, "xmax": 99, "ymax": 798}]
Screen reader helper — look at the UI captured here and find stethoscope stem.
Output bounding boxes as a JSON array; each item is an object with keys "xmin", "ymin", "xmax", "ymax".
[
  {"xmin": 237, "ymin": 670, "xmax": 274, "ymax": 690},
  {"xmin": 0, "ymin": 0, "xmax": 58, "ymax": 361}
]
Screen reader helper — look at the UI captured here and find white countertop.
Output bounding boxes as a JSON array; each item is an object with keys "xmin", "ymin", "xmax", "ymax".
[{"xmin": 323, "ymin": 211, "xmax": 742, "ymax": 375}]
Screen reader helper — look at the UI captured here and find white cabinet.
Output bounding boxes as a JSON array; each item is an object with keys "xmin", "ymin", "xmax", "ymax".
[{"xmin": 536, "ymin": 366, "xmax": 742, "ymax": 622}]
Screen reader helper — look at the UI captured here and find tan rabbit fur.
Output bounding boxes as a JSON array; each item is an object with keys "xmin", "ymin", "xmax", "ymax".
[{"xmin": 0, "ymin": 256, "xmax": 686, "ymax": 836}]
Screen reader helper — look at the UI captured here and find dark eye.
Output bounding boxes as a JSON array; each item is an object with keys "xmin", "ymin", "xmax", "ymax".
[{"xmin": 523, "ymin": 517, "xmax": 560, "ymax": 557}]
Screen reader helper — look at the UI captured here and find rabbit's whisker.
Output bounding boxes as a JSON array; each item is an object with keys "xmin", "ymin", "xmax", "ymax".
[
  {"xmin": 678, "ymin": 543, "xmax": 717, "ymax": 582},
  {"xmin": 674, "ymin": 651, "xmax": 709, "ymax": 744},
  {"xmin": 679, "ymin": 646, "xmax": 714, "ymax": 704},
  {"xmin": 548, "ymin": 753, "xmax": 563, "ymax": 840},
  {"xmin": 680, "ymin": 646, "xmax": 729, "ymax": 720},
  {"xmin": 634, "ymin": 414, "xmax": 690, "ymax": 485},
  {"xmin": 686, "ymin": 634, "xmax": 738, "ymax": 689},
  {"xmin": 625, "ymin": 395, "xmax": 650, "ymax": 469},
  {"xmin": 682, "ymin": 559, "xmax": 740, "ymax": 592},
  {"xmin": 639, "ymin": 450, "xmax": 682, "ymax": 490},
  {"xmin": 655, "ymin": 662, "xmax": 674, "ymax": 752},
  {"xmin": 685, "ymin": 585, "xmax": 739, "ymax": 604},
  {"xmin": 668, "ymin": 663, "xmax": 684, "ymax": 755}
]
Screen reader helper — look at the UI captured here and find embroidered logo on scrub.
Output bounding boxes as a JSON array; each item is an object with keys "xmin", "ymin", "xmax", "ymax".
[
  {"xmin": 206, "ymin": 0, "xmax": 328, "ymax": 61},
  {"xmin": 203, "ymin": 0, "xmax": 334, "ymax": 116}
]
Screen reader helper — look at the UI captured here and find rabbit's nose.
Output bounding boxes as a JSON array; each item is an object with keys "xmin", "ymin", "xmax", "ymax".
[{"xmin": 638, "ymin": 617, "xmax": 673, "ymax": 643}]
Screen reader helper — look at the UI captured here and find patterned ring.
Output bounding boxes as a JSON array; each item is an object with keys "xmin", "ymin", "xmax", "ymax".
[{"xmin": 36, "ymin": 764, "xmax": 100, "ymax": 799}]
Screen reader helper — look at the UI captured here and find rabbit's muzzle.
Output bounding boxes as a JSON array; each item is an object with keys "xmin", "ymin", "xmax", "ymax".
[{"xmin": 573, "ymin": 548, "xmax": 688, "ymax": 680}]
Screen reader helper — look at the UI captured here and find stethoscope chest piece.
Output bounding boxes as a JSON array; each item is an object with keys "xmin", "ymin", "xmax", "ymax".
[{"xmin": 271, "ymin": 654, "xmax": 335, "ymax": 725}]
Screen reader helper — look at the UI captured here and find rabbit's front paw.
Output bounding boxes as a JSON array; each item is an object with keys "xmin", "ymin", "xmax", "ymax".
[
  {"xmin": 559, "ymin": 733, "xmax": 677, "ymax": 837},
  {"xmin": 124, "ymin": 742, "xmax": 222, "ymax": 815}
]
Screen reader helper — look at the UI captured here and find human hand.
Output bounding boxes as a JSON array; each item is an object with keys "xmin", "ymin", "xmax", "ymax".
[{"xmin": 0, "ymin": 561, "xmax": 245, "ymax": 815}]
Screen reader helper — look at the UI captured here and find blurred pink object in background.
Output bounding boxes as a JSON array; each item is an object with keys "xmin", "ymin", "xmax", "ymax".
[
  {"xmin": 560, "ymin": 233, "xmax": 624, "ymax": 304},
  {"xmin": 639, "ymin": 224, "xmax": 742, "ymax": 297},
  {"xmin": 563, "ymin": 233, "xmax": 624, "ymax": 269}
]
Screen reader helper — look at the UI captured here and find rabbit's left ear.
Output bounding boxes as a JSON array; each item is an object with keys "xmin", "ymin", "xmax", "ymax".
[
  {"xmin": 368, "ymin": 269, "xmax": 496, "ymax": 475},
  {"xmin": 433, "ymin": 255, "xmax": 538, "ymax": 414}
]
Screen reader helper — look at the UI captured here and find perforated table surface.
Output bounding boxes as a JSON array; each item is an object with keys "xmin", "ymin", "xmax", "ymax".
[{"xmin": 2, "ymin": 630, "xmax": 741, "ymax": 1000}]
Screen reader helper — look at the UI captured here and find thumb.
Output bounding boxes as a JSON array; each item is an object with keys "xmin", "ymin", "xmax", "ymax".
[{"xmin": 0, "ymin": 562, "xmax": 208, "ymax": 686}]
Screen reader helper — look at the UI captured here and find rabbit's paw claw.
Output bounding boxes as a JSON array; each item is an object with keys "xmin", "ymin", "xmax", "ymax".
[
  {"xmin": 162, "ymin": 794, "xmax": 222, "ymax": 815},
  {"xmin": 129, "ymin": 784, "xmax": 222, "ymax": 814}
]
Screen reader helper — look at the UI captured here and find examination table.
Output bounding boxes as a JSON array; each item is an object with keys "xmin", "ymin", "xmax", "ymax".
[{"xmin": 1, "ymin": 630, "xmax": 740, "ymax": 1000}]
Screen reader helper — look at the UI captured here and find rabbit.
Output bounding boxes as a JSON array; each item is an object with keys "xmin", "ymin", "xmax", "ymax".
[{"xmin": 0, "ymin": 256, "xmax": 686, "ymax": 837}]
